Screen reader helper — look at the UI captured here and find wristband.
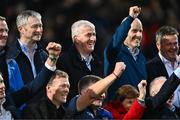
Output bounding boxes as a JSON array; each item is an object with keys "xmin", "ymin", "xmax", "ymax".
[
  {"xmin": 48, "ymin": 55, "xmax": 58, "ymax": 62},
  {"xmin": 112, "ymin": 72, "xmax": 119, "ymax": 79}
]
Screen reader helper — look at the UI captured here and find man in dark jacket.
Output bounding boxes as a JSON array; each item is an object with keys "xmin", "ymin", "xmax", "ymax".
[
  {"xmin": 57, "ymin": 19, "xmax": 103, "ymax": 100},
  {"xmin": 146, "ymin": 26, "xmax": 180, "ymax": 108},
  {"xmin": 0, "ymin": 16, "xmax": 8, "ymax": 85},
  {"xmin": 0, "ymin": 15, "xmax": 62, "ymax": 118},
  {"xmin": 22, "ymin": 70, "xmax": 70, "ymax": 119},
  {"xmin": 5, "ymin": 10, "xmax": 50, "ymax": 108},
  {"xmin": 104, "ymin": 6, "xmax": 147, "ymax": 101}
]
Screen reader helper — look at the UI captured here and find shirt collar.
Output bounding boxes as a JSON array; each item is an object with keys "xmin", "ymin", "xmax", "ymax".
[
  {"xmin": 159, "ymin": 52, "xmax": 179, "ymax": 64},
  {"xmin": 81, "ymin": 54, "xmax": 93, "ymax": 63},
  {"xmin": 128, "ymin": 47, "xmax": 140, "ymax": 56},
  {"xmin": 18, "ymin": 39, "xmax": 37, "ymax": 53}
]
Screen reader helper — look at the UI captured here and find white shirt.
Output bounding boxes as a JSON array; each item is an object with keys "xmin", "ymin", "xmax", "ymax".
[
  {"xmin": 81, "ymin": 54, "xmax": 93, "ymax": 71},
  {"xmin": 0, "ymin": 99, "xmax": 13, "ymax": 120},
  {"xmin": 18, "ymin": 39, "xmax": 37, "ymax": 78},
  {"xmin": 159, "ymin": 52, "xmax": 179, "ymax": 77}
]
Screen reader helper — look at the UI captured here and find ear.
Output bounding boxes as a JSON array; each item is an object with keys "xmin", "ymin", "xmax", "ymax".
[
  {"xmin": 18, "ymin": 26, "xmax": 23, "ymax": 32},
  {"xmin": 156, "ymin": 42, "xmax": 160, "ymax": 51},
  {"xmin": 73, "ymin": 36, "xmax": 78, "ymax": 42}
]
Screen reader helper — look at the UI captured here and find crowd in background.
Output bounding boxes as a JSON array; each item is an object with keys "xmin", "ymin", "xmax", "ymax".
[{"xmin": 1, "ymin": 0, "xmax": 180, "ymax": 60}]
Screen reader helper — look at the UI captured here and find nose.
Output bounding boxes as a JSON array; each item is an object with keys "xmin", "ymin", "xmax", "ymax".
[
  {"xmin": 2, "ymin": 31, "xmax": 8, "ymax": 37},
  {"xmin": 36, "ymin": 26, "xmax": 43, "ymax": 32},
  {"xmin": 100, "ymin": 93, "xmax": 106, "ymax": 99},
  {"xmin": 64, "ymin": 87, "xmax": 69, "ymax": 93},
  {"xmin": 90, "ymin": 35, "xmax": 96, "ymax": 41},
  {"xmin": 136, "ymin": 31, "xmax": 142, "ymax": 37},
  {"xmin": 0, "ymin": 82, "xmax": 5, "ymax": 89}
]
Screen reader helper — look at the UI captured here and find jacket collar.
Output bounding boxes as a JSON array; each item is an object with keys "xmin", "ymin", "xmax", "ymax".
[
  {"xmin": 6, "ymin": 38, "xmax": 43, "ymax": 59},
  {"xmin": 69, "ymin": 44, "xmax": 100, "ymax": 72}
]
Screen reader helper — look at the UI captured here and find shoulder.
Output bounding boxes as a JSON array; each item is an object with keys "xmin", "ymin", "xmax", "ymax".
[{"xmin": 97, "ymin": 107, "xmax": 113, "ymax": 119}]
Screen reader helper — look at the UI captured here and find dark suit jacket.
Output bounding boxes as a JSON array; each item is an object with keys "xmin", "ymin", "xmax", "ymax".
[
  {"xmin": 146, "ymin": 55, "xmax": 169, "ymax": 84},
  {"xmin": 57, "ymin": 45, "xmax": 103, "ymax": 100},
  {"xmin": 143, "ymin": 73, "xmax": 180, "ymax": 119},
  {"xmin": 22, "ymin": 96, "xmax": 65, "ymax": 119}
]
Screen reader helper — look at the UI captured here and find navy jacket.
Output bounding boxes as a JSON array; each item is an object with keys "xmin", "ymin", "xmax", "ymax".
[
  {"xmin": 3, "ymin": 65, "xmax": 54, "ymax": 119},
  {"xmin": 104, "ymin": 16, "xmax": 147, "ymax": 100},
  {"xmin": 6, "ymin": 39, "xmax": 47, "ymax": 105}
]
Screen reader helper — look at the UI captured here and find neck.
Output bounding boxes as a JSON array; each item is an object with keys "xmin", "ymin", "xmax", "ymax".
[
  {"xmin": 47, "ymin": 95, "xmax": 61, "ymax": 109},
  {"xmin": 19, "ymin": 38, "xmax": 36, "ymax": 52},
  {"xmin": 75, "ymin": 45, "xmax": 90, "ymax": 57},
  {"xmin": 124, "ymin": 41, "xmax": 137, "ymax": 53}
]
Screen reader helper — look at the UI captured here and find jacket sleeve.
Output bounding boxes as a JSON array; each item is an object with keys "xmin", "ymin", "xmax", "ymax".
[
  {"xmin": 7, "ymin": 59, "xmax": 54, "ymax": 107},
  {"xmin": 145, "ymin": 73, "xmax": 180, "ymax": 109},
  {"xmin": 123, "ymin": 99, "xmax": 145, "ymax": 119},
  {"xmin": 104, "ymin": 16, "xmax": 134, "ymax": 76}
]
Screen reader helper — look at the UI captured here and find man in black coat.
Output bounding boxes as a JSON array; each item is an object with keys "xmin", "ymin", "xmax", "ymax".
[
  {"xmin": 146, "ymin": 26, "xmax": 180, "ymax": 108},
  {"xmin": 22, "ymin": 70, "xmax": 70, "ymax": 119},
  {"xmin": 57, "ymin": 20, "xmax": 103, "ymax": 100}
]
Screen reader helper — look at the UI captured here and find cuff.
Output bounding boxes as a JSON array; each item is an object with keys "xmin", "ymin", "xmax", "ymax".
[{"xmin": 45, "ymin": 61, "xmax": 56, "ymax": 71}]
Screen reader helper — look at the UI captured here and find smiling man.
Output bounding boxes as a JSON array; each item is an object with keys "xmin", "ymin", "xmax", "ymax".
[
  {"xmin": 104, "ymin": 6, "xmax": 147, "ymax": 101},
  {"xmin": 5, "ymin": 10, "xmax": 49, "ymax": 108},
  {"xmin": 57, "ymin": 20, "xmax": 103, "ymax": 100},
  {"xmin": 146, "ymin": 26, "xmax": 180, "ymax": 108},
  {"xmin": 22, "ymin": 70, "xmax": 70, "ymax": 119}
]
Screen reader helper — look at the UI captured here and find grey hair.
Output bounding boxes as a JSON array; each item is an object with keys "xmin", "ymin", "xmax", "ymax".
[
  {"xmin": 149, "ymin": 76, "xmax": 167, "ymax": 96},
  {"xmin": 0, "ymin": 73, "xmax": 3, "ymax": 81},
  {"xmin": 16, "ymin": 10, "xmax": 41, "ymax": 28},
  {"xmin": 71, "ymin": 20, "xmax": 95, "ymax": 42},
  {"xmin": 0, "ymin": 16, "xmax": 6, "ymax": 21}
]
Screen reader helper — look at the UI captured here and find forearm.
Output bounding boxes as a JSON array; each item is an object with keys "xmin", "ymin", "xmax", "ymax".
[
  {"xmin": 111, "ymin": 16, "xmax": 134, "ymax": 48},
  {"xmin": 12, "ymin": 65, "xmax": 54, "ymax": 107},
  {"xmin": 76, "ymin": 73, "xmax": 117, "ymax": 111},
  {"xmin": 88, "ymin": 73, "xmax": 117, "ymax": 97},
  {"xmin": 146, "ymin": 73, "xmax": 180, "ymax": 109}
]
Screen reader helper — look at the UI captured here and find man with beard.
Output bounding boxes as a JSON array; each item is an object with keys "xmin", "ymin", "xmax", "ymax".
[{"xmin": 104, "ymin": 6, "xmax": 147, "ymax": 100}]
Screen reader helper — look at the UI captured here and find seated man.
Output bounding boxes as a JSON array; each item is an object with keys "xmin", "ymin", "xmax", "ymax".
[
  {"xmin": 22, "ymin": 70, "xmax": 70, "ymax": 119},
  {"xmin": 104, "ymin": 80, "xmax": 146, "ymax": 119},
  {"xmin": 64, "ymin": 62, "xmax": 126, "ymax": 119}
]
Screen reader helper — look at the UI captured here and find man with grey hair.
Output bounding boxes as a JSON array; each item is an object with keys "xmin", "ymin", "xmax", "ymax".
[
  {"xmin": 57, "ymin": 20, "xmax": 103, "ymax": 100},
  {"xmin": 5, "ymin": 10, "xmax": 57, "ymax": 109}
]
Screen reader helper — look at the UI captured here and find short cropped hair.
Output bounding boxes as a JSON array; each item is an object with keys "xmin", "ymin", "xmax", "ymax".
[
  {"xmin": 78, "ymin": 75, "xmax": 102, "ymax": 93},
  {"xmin": 47, "ymin": 70, "xmax": 69, "ymax": 86},
  {"xmin": 115, "ymin": 84, "xmax": 139, "ymax": 102},
  {"xmin": 156, "ymin": 26, "xmax": 179, "ymax": 44},
  {"xmin": 0, "ymin": 73, "xmax": 3, "ymax": 81},
  {"xmin": 0, "ymin": 16, "xmax": 6, "ymax": 21},
  {"xmin": 149, "ymin": 76, "xmax": 167, "ymax": 96},
  {"xmin": 71, "ymin": 20, "xmax": 95, "ymax": 42},
  {"xmin": 16, "ymin": 10, "xmax": 41, "ymax": 28}
]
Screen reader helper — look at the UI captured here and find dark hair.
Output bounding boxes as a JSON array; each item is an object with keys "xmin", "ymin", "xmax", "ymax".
[
  {"xmin": 48, "ymin": 70, "xmax": 69, "ymax": 85},
  {"xmin": 115, "ymin": 84, "xmax": 139, "ymax": 102},
  {"xmin": 78, "ymin": 75, "xmax": 102, "ymax": 93},
  {"xmin": 156, "ymin": 26, "xmax": 179, "ymax": 44}
]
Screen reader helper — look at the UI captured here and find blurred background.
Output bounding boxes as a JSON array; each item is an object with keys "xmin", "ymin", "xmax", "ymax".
[{"xmin": 0, "ymin": 0, "xmax": 180, "ymax": 60}]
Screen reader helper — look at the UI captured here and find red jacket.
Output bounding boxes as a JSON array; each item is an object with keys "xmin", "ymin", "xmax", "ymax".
[{"xmin": 104, "ymin": 99, "xmax": 145, "ymax": 119}]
